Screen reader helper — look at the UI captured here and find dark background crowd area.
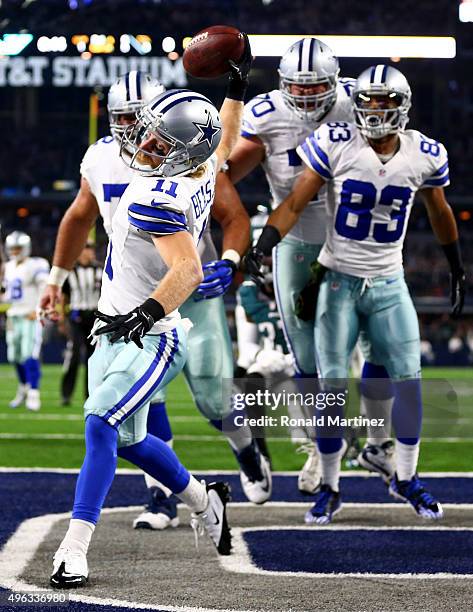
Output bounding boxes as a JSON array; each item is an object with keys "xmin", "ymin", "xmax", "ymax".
[{"xmin": 0, "ymin": 0, "xmax": 458, "ymax": 37}]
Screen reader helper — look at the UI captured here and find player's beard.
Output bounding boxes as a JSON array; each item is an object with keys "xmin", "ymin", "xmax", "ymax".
[{"xmin": 136, "ymin": 150, "xmax": 162, "ymax": 169}]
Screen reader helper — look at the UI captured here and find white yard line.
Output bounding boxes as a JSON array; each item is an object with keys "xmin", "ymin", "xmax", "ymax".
[
  {"xmin": 0, "ymin": 508, "xmax": 255, "ymax": 612},
  {"xmin": 1, "ymin": 432, "xmax": 472, "ymax": 443},
  {"xmin": 1, "ymin": 467, "xmax": 473, "ymax": 477},
  {"xmin": 0, "ymin": 413, "xmax": 202, "ymax": 422}
]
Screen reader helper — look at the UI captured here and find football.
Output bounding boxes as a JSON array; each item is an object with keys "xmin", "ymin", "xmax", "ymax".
[{"xmin": 183, "ymin": 25, "xmax": 245, "ymax": 79}]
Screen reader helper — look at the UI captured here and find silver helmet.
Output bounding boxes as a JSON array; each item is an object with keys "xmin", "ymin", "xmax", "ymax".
[
  {"xmin": 278, "ymin": 38, "xmax": 339, "ymax": 122},
  {"xmin": 5, "ymin": 231, "xmax": 31, "ymax": 261},
  {"xmin": 121, "ymin": 89, "xmax": 222, "ymax": 178},
  {"xmin": 107, "ymin": 71, "xmax": 164, "ymax": 142},
  {"xmin": 353, "ymin": 65, "xmax": 411, "ymax": 140}
]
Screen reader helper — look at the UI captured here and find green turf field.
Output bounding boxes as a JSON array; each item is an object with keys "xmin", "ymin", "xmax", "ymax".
[{"xmin": 0, "ymin": 364, "xmax": 471, "ymax": 471}]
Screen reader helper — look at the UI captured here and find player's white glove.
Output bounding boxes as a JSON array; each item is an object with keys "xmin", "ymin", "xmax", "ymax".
[
  {"xmin": 94, "ymin": 298, "xmax": 165, "ymax": 349},
  {"xmin": 247, "ymin": 349, "xmax": 294, "ymax": 378},
  {"xmin": 194, "ymin": 259, "xmax": 237, "ymax": 301}
]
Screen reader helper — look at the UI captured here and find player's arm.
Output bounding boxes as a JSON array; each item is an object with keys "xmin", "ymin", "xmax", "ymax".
[
  {"xmin": 39, "ymin": 177, "xmax": 99, "ymax": 319},
  {"xmin": 215, "ymin": 34, "xmax": 253, "ymax": 170},
  {"xmin": 149, "ymin": 231, "xmax": 203, "ymax": 311},
  {"xmin": 244, "ymin": 167, "xmax": 325, "ymax": 280},
  {"xmin": 194, "ymin": 174, "xmax": 251, "ymax": 301},
  {"xmin": 213, "ymin": 174, "xmax": 250, "ymax": 256},
  {"xmin": 419, "ymin": 186, "xmax": 465, "ymax": 317},
  {"xmin": 226, "ymin": 135, "xmax": 265, "ymax": 183},
  {"xmin": 95, "ymin": 230, "xmax": 203, "ymax": 349}
]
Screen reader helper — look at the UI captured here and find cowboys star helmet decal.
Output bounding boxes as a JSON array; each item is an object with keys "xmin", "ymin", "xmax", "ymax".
[{"xmin": 193, "ymin": 114, "xmax": 221, "ymax": 149}]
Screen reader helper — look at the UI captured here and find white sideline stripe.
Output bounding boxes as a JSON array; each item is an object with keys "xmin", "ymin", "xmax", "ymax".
[
  {"xmin": 0, "ymin": 413, "xmax": 202, "ymax": 423},
  {"xmin": 0, "ymin": 434, "xmax": 223, "ymax": 441},
  {"xmin": 0, "ymin": 508, "xmax": 258, "ymax": 612},
  {"xmin": 219, "ymin": 526, "xmax": 473, "ymax": 580},
  {"xmin": 1, "ymin": 432, "xmax": 471, "ymax": 443},
  {"xmin": 1, "ymin": 467, "xmax": 473, "ymax": 478}
]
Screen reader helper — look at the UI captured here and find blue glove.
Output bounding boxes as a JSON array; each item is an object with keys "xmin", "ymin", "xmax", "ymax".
[{"xmin": 194, "ymin": 259, "xmax": 237, "ymax": 301}]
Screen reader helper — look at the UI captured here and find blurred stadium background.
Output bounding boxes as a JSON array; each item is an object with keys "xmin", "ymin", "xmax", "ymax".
[{"xmin": 0, "ymin": 0, "xmax": 472, "ymax": 472}]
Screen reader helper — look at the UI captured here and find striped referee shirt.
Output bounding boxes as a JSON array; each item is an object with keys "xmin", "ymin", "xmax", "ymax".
[{"xmin": 64, "ymin": 263, "xmax": 102, "ymax": 311}]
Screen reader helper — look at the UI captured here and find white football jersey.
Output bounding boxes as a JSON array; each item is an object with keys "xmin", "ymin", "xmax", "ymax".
[
  {"xmin": 297, "ymin": 123, "xmax": 450, "ymax": 277},
  {"xmin": 80, "ymin": 136, "xmax": 134, "ymax": 236},
  {"xmin": 4, "ymin": 257, "xmax": 50, "ymax": 317},
  {"xmin": 81, "ymin": 135, "xmax": 218, "ymax": 265},
  {"xmin": 241, "ymin": 82, "xmax": 355, "ymax": 243},
  {"xmin": 98, "ymin": 155, "xmax": 218, "ymax": 333}
]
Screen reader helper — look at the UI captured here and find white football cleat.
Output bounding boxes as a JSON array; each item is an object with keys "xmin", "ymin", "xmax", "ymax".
[
  {"xmin": 358, "ymin": 440, "xmax": 395, "ymax": 483},
  {"xmin": 9, "ymin": 383, "xmax": 29, "ymax": 409},
  {"xmin": 296, "ymin": 440, "xmax": 321, "ymax": 495},
  {"xmin": 25, "ymin": 389, "xmax": 41, "ymax": 411},
  {"xmin": 237, "ymin": 442, "xmax": 272, "ymax": 504},
  {"xmin": 50, "ymin": 548, "xmax": 88, "ymax": 589},
  {"xmin": 191, "ymin": 481, "xmax": 232, "ymax": 555}
]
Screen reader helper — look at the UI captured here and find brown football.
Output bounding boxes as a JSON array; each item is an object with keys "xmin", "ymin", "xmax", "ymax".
[{"xmin": 183, "ymin": 25, "xmax": 245, "ymax": 79}]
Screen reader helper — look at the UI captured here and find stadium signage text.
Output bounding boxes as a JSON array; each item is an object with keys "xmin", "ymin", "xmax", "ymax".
[{"xmin": 0, "ymin": 56, "xmax": 188, "ymax": 87}]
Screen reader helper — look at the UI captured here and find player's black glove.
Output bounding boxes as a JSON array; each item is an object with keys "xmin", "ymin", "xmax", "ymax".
[
  {"xmin": 94, "ymin": 298, "xmax": 165, "ymax": 349},
  {"xmin": 294, "ymin": 261, "xmax": 327, "ymax": 322},
  {"xmin": 243, "ymin": 247, "xmax": 265, "ymax": 285},
  {"xmin": 226, "ymin": 33, "xmax": 252, "ymax": 101},
  {"xmin": 450, "ymin": 268, "xmax": 466, "ymax": 319},
  {"xmin": 442, "ymin": 241, "xmax": 466, "ymax": 319}
]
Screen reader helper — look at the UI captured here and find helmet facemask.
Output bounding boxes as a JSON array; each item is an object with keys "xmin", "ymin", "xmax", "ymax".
[
  {"xmin": 354, "ymin": 91, "xmax": 410, "ymax": 140},
  {"xmin": 120, "ymin": 107, "xmax": 197, "ymax": 178},
  {"xmin": 279, "ymin": 70, "xmax": 339, "ymax": 122},
  {"xmin": 108, "ymin": 102, "xmax": 142, "ymax": 144}
]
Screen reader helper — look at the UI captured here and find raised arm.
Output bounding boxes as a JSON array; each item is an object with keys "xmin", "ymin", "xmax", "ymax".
[
  {"xmin": 215, "ymin": 34, "xmax": 253, "ymax": 170},
  {"xmin": 419, "ymin": 186, "xmax": 465, "ymax": 317}
]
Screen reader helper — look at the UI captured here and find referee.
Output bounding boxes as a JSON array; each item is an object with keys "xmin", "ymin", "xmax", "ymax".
[{"xmin": 61, "ymin": 243, "xmax": 102, "ymax": 405}]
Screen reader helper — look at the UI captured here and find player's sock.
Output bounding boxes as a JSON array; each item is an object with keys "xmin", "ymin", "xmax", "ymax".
[
  {"xmin": 360, "ymin": 362, "xmax": 393, "ymax": 444},
  {"xmin": 210, "ymin": 415, "xmax": 253, "ymax": 453},
  {"xmin": 15, "ymin": 362, "xmax": 27, "ymax": 384},
  {"xmin": 59, "ymin": 518, "xmax": 95, "ymax": 555},
  {"xmin": 395, "ymin": 440, "xmax": 420, "ymax": 481},
  {"xmin": 317, "ymin": 438, "xmax": 343, "ymax": 492},
  {"xmin": 72, "ymin": 415, "xmax": 118, "ymax": 524},
  {"xmin": 175, "ymin": 474, "xmax": 208, "ymax": 513},
  {"xmin": 118, "ymin": 433, "xmax": 190, "ymax": 494},
  {"xmin": 392, "ymin": 378, "xmax": 422, "ymax": 444},
  {"xmin": 23, "ymin": 357, "xmax": 41, "ymax": 390},
  {"xmin": 145, "ymin": 401, "xmax": 174, "ymax": 495},
  {"xmin": 392, "ymin": 378, "xmax": 422, "ymax": 480}
]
